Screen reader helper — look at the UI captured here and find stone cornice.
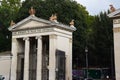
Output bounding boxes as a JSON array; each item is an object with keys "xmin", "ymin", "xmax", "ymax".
[{"xmin": 108, "ymin": 8, "xmax": 120, "ymax": 18}]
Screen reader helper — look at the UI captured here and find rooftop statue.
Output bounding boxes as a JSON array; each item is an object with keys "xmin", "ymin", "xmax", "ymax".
[
  {"xmin": 49, "ymin": 14, "xmax": 58, "ymax": 23},
  {"xmin": 53, "ymin": 13, "xmax": 57, "ymax": 20},
  {"xmin": 29, "ymin": 7, "xmax": 36, "ymax": 16},
  {"xmin": 109, "ymin": 5, "xmax": 116, "ymax": 12},
  {"xmin": 49, "ymin": 14, "xmax": 54, "ymax": 21},
  {"xmin": 69, "ymin": 19, "xmax": 74, "ymax": 27},
  {"xmin": 10, "ymin": 20, "xmax": 15, "ymax": 26}
]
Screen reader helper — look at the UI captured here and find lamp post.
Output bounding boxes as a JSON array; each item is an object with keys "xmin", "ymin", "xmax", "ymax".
[{"xmin": 85, "ymin": 46, "xmax": 88, "ymax": 80}]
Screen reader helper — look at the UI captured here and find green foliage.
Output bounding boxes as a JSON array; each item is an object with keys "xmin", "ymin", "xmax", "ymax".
[
  {"xmin": 90, "ymin": 12, "xmax": 113, "ymax": 67},
  {"xmin": 0, "ymin": 0, "xmax": 21, "ymax": 52}
]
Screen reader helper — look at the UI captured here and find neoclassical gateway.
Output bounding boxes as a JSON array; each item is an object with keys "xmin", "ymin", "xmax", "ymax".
[
  {"xmin": 8, "ymin": 8, "xmax": 76, "ymax": 80},
  {"xmin": 108, "ymin": 7, "xmax": 120, "ymax": 80}
]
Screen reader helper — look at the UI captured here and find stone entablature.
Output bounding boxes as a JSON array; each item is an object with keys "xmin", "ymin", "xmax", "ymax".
[{"xmin": 12, "ymin": 28, "xmax": 54, "ymax": 36}]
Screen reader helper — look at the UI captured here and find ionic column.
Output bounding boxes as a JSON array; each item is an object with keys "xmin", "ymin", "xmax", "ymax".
[
  {"xmin": 11, "ymin": 38, "xmax": 18, "ymax": 80},
  {"xmin": 49, "ymin": 34, "xmax": 57, "ymax": 80},
  {"xmin": 23, "ymin": 37, "xmax": 30, "ymax": 80},
  {"xmin": 36, "ymin": 36, "xmax": 42, "ymax": 80}
]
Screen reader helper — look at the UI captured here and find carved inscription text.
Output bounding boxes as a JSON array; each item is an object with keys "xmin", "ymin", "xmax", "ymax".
[{"xmin": 13, "ymin": 28, "xmax": 54, "ymax": 36}]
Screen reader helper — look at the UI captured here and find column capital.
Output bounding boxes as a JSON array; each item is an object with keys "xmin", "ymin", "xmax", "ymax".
[
  {"xmin": 50, "ymin": 34, "xmax": 57, "ymax": 39},
  {"xmin": 35, "ymin": 36, "xmax": 42, "ymax": 40},
  {"xmin": 23, "ymin": 37, "xmax": 29, "ymax": 41}
]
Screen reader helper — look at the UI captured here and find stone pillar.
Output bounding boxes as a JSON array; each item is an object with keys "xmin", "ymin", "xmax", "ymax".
[
  {"xmin": 11, "ymin": 38, "xmax": 18, "ymax": 80},
  {"xmin": 69, "ymin": 38, "xmax": 72, "ymax": 80},
  {"xmin": 113, "ymin": 28, "xmax": 120, "ymax": 80},
  {"xmin": 23, "ymin": 37, "xmax": 30, "ymax": 80},
  {"xmin": 66, "ymin": 55, "xmax": 69, "ymax": 80},
  {"xmin": 36, "ymin": 36, "xmax": 42, "ymax": 80},
  {"xmin": 49, "ymin": 34, "xmax": 57, "ymax": 80}
]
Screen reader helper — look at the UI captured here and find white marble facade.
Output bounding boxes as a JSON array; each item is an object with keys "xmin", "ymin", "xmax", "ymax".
[
  {"xmin": 8, "ymin": 14, "xmax": 76, "ymax": 80},
  {"xmin": 108, "ymin": 9, "xmax": 120, "ymax": 80}
]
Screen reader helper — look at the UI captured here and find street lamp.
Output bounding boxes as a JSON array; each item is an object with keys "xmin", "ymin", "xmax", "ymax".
[{"xmin": 85, "ymin": 46, "xmax": 88, "ymax": 79}]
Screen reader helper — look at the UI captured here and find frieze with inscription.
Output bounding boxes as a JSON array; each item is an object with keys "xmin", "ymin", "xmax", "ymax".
[{"xmin": 13, "ymin": 28, "xmax": 54, "ymax": 36}]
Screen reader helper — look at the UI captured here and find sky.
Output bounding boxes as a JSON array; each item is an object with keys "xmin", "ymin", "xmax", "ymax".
[{"xmin": 75, "ymin": 0, "xmax": 120, "ymax": 15}]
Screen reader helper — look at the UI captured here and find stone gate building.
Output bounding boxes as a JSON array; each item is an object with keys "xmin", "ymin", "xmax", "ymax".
[{"xmin": 8, "ymin": 8, "xmax": 76, "ymax": 80}]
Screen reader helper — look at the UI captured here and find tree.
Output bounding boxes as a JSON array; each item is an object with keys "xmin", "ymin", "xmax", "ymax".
[
  {"xmin": 91, "ymin": 12, "xmax": 113, "ymax": 67},
  {"xmin": 0, "ymin": 0, "xmax": 21, "ymax": 52}
]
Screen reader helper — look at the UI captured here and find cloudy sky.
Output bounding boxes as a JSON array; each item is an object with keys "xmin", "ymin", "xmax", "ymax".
[{"xmin": 75, "ymin": 0, "xmax": 120, "ymax": 15}]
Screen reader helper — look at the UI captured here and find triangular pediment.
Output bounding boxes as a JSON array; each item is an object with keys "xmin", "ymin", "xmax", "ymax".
[
  {"xmin": 108, "ymin": 8, "xmax": 120, "ymax": 18},
  {"xmin": 8, "ymin": 16, "xmax": 52, "ymax": 31},
  {"xmin": 8, "ymin": 15, "xmax": 76, "ymax": 32},
  {"xmin": 15, "ymin": 20, "xmax": 49, "ymax": 30}
]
